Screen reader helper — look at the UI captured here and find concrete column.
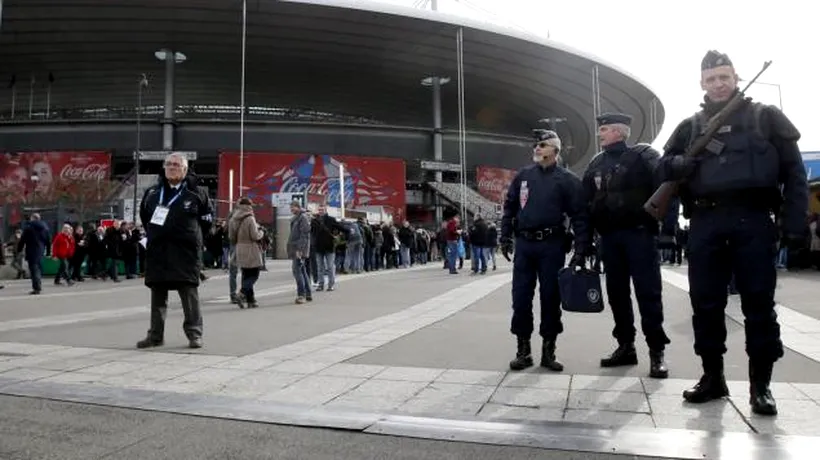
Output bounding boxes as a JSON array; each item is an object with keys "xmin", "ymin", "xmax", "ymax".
[{"xmin": 162, "ymin": 49, "xmax": 175, "ymax": 150}]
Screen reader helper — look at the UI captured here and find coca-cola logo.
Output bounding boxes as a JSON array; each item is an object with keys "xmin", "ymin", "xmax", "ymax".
[
  {"xmin": 478, "ymin": 178, "xmax": 507, "ymax": 192},
  {"xmin": 60, "ymin": 163, "xmax": 109, "ymax": 181},
  {"xmin": 280, "ymin": 176, "xmax": 355, "ymax": 205}
]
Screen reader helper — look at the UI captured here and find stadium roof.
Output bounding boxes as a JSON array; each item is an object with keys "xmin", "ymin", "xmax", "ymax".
[{"xmin": 0, "ymin": 0, "xmax": 665, "ymax": 167}]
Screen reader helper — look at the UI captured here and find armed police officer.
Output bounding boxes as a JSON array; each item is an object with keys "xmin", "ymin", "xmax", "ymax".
[
  {"xmin": 581, "ymin": 113, "xmax": 671, "ymax": 379},
  {"xmin": 657, "ymin": 51, "xmax": 807, "ymax": 416},
  {"xmin": 501, "ymin": 129, "xmax": 590, "ymax": 372}
]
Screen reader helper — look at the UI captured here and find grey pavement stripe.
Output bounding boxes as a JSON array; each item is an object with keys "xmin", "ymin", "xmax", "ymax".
[
  {"xmin": 0, "ymin": 378, "xmax": 816, "ymax": 459},
  {"xmin": 0, "ymin": 307, "xmax": 150, "ymax": 333},
  {"xmin": 247, "ymin": 272, "xmax": 513, "ymax": 361},
  {"xmin": 661, "ymin": 268, "xmax": 820, "ymax": 363},
  {"xmin": 207, "ymin": 263, "xmax": 436, "ymax": 303},
  {"xmin": 0, "ymin": 264, "xmax": 439, "ymax": 331},
  {"xmin": 0, "ymin": 274, "xmax": 229, "ymax": 303}
]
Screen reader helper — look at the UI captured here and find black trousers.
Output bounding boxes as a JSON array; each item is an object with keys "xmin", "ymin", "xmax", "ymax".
[
  {"xmin": 148, "ymin": 285, "xmax": 203, "ymax": 341},
  {"xmin": 600, "ymin": 228, "xmax": 670, "ymax": 351},
  {"xmin": 510, "ymin": 237, "xmax": 565, "ymax": 341},
  {"xmin": 688, "ymin": 207, "xmax": 782, "ymax": 363}
]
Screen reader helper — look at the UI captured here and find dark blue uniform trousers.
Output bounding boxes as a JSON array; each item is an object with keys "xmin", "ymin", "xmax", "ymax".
[
  {"xmin": 600, "ymin": 228, "xmax": 670, "ymax": 350},
  {"xmin": 510, "ymin": 237, "xmax": 565, "ymax": 340},
  {"xmin": 688, "ymin": 207, "xmax": 783, "ymax": 363}
]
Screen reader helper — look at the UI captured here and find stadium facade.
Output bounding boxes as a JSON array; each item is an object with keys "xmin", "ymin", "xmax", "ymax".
[{"xmin": 0, "ymin": 0, "xmax": 665, "ymax": 226}]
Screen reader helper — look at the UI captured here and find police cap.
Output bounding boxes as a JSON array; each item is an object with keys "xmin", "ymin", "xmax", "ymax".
[
  {"xmin": 596, "ymin": 112, "xmax": 632, "ymax": 127},
  {"xmin": 532, "ymin": 129, "xmax": 559, "ymax": 142},
  {"xmin": 701, "ymin": 50, "xmax": 733, "ymax": 70}
]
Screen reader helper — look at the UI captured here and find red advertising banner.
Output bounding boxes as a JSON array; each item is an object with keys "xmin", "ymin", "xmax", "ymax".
[
  {"xmin": 476, "ymin": 165, "xmax": 517, "ymax": 203},
  {"xmin": 0, "ymin": 151, "xmax": 111, "ymax": 205},
  {"xmin": 218, "ymin": 152, "xmax": 406, "ymax": 223}
]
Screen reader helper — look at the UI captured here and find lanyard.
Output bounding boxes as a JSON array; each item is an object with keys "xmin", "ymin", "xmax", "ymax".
[{"xmin": 159, "ymin": 183, "xmax": 186, "ymax": 207}]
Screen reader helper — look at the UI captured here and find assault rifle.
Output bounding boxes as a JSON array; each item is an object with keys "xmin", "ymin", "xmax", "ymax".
[{"xmin": 643, "ymin": 60, "xmax": 772, "ymax": 220}]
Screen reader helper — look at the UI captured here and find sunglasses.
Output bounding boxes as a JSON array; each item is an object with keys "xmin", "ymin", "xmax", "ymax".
[{"xmin": 533, "ymin": 142, "xmax": 551, "ymax": 149}]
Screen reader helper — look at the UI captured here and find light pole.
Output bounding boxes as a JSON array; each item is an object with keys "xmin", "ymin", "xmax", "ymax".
[
  {"xmin": 154, "ymin": 49, "xmax": 187, "ymax": 151},
  {"xmin": 239, "ymin": 0, "xmax": 248, "ymax": 194},
  {"xmin": 421, "ymin": 75, "xmax": 450, "ymax": 225},
  {"xmin": 134, "ymin": 73, "xmax": 149, "ymax": 223}
]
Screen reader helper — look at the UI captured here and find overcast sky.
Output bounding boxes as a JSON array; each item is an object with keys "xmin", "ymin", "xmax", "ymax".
[{"xmin": 378, "ymin": 0, "xmax": 818, "ymax": 153}]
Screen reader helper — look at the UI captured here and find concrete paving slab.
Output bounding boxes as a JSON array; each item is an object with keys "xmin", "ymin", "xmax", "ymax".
[
  {"xmin": 0, "ymin": 265, "xmax": 456, "ymax": 354},
  {"xmin": 348, "ymin": 274, "xmax": 820, "ymax": 382},
  {"xmin": 2, "ymin": 259, "xmax": 820, "ymax": 454}
]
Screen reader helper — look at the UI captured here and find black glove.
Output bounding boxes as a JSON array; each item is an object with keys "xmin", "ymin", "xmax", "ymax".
[
  {"xmin": 666, "ymin": 155, "xmax": 699, "ymax": 180},
  {"xmin": 500, "ymin": 237, "xmax": 513, "ymax": 262}
]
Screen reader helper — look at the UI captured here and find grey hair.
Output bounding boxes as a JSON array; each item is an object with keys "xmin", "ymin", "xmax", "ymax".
[
  {"xmin": 612, "ymin": 123, "xmax": 631, "ymax": 141},
  {"xmin": 165, "ymin": 152, "xmax": 189, "ymax": 170}
]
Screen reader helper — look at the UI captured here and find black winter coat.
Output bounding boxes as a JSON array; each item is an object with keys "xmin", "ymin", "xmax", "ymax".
[{"xmin": 140, "ymin": 172, "xmax": 213, "ymax": 289}]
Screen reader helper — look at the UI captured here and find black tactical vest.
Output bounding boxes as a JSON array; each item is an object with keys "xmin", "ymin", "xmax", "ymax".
[
  {"xmin": 686, "ymin": 103, "xmax": 780, "ymax": 197},
  {"xmin": 590, "ymin": 145, "xmax": 655, "ymax": 230}
]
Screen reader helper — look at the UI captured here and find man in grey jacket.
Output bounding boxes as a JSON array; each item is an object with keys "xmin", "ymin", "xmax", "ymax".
[{"xmin": 287, "ymin": 200, "xmax": 312, "ymax": 304}]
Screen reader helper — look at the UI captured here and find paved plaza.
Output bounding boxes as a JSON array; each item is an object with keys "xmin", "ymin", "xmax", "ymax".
[{"xmin": 1, "ymin": 259, "xmax": 819, "ymax": 459}]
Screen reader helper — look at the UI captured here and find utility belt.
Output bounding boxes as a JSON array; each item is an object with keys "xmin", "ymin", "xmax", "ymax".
[
  {"xmin": 691, "ymin": 192, "xmax": 776, "ymax": 212},
  {"xmin": 517, "ymin": 226, "xmax": 565, "ymax": 241}
]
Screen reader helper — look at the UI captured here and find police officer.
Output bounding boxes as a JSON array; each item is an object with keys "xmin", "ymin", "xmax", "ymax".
[
  {"xmin": 658, "ymin": 51, "xmax": 807, "ymax": 415},
  {"xmin": 501, "ymin": 129, "xmax": 590, "ymax": 372},
  {"xmin": 581, "ymin": 113, "xmax": 671, "ymax": 379}
]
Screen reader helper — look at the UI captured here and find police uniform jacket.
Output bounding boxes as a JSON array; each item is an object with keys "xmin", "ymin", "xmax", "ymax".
[
  {"xmin": 582, "ymin": 141, "xmax": 661, "ymax": 235},
  {"xmin": 501, "ymin": 163, "xmax": 590, "ymax": 251},
  {"xmin": 140, "ymin": 171, "xmax": 214, "ymax": 288},
  {"xmin": 657, "ymin": 96, "xmax": 807, "ymax": 238}
]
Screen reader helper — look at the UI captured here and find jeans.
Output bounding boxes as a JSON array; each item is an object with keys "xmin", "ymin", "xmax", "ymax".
[
  {"xmin": 487, "ymin": 247, "xmax": 497, "ymax": 267},
  {"xmin": 292, "ymin": 257, "xmax": 312, "ymax": 298},
  {"xmin": 28, "ymin": 257, "xmax": 43, "ymax": 292},
  {"xmin": 400, "ymin": 245, "xmax": 411, "ymax": 268},
  {"xmin": 228, "ymin": 245, "xmax": 238, "ymax": 297},
  {"xmin": 471, "ymin": 246, "xmax": 486, "ymax": 273},
  {"xmin": 229, "ymin": 263, "xmax": 238, "ymax": 297},
  {"xmin": 55, "ymin": 258, "xmax": 71, "ymax": 283},
  {"xmin": 316, "ymin": 252, "xmax": 336, "ymax": 289},
  {"xmin": 446, "ymin": 241, "xmax": 458, "ymax": 273},
  {"xmin": 346, "ymin": 242, "xmax": 363, "ymax": 272}
]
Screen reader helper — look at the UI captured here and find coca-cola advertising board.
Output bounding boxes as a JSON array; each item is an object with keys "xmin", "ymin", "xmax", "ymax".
[
  {"xmin": 218, "ymin": 152, "xmax": 406, "ymax": 223},
  {"xmin": 0, "ymin": 151, "xmax": 111, "ymax": 204},
  {"xmin": 476, "ymin": 165, "xmax": 517, "ymax": 203}
]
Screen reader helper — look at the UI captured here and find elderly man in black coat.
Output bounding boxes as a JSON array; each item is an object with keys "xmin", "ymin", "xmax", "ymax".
[{"xmin": 136, "ymin": 152, "xmax": 214, "ymax": 349}]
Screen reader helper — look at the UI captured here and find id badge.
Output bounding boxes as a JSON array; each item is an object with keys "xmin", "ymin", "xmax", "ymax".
[
  {"xmin": 150, "ymin": 206, "xmax": 170, "ymax": 226},
  {"xmin": 519, "ymin": 181, "xmax": 529, "ymax": 208}
]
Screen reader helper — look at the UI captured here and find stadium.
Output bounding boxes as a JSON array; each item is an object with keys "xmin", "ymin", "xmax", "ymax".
[{"xmin": 0, "ymin": 0, "xmax": 665, "ymax": 230}]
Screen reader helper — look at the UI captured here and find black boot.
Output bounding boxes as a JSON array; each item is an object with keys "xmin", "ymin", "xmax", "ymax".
[
  {"xmin": 600, "ymin": 343, "xmax": 638, "ymax": 368},
  {"xmin": 509, "ymin": 337, "xmax": 534, "ymax": 371},
  {"xmin": 683, "ymin": 356, "xmax": 729, "ymax": 403},
  {"xmin": 136, "ymin": 337, "xmax": 163, "ymax": 349},
  {"xmin": 540, "ymin": 340, "xmax": 564, "ymax": 372},
  {"xmin": 749, "ymin": 360, "xmax": 777, "ymax": 416},
  {"xmin": 649, "ymin": 349, "xmax": 669, "ymax": 379}
]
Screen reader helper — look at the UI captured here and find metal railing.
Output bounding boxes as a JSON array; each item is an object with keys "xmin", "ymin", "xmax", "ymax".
[{"xmin": 427, "ymin": 181, "xmax": 500, "ymax": 218}]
